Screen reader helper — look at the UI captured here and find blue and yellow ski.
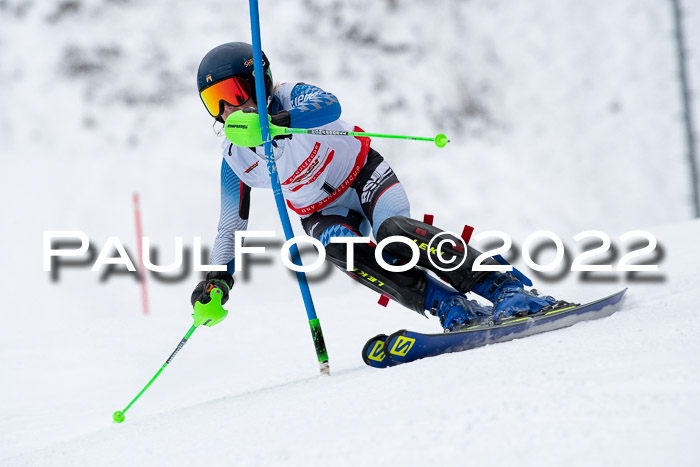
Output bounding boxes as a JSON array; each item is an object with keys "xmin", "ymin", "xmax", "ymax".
[{"xmin": 363, "ymin": 289, "xmax": 627, "ymax": 368}]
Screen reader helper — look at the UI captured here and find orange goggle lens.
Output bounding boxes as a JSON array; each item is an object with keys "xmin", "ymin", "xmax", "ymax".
[{"xmin": 200, "ymin": 77, "xmax": 251, "ymax": 117}]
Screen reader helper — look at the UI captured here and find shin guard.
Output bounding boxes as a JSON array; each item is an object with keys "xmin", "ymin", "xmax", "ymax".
[
  {"xmin": 376, "ymin": 216, "xmax": 498, "ymax": 294},
  {"xmin": 326, "ymin": 242, "xmax": 427, "ymax": 314}
]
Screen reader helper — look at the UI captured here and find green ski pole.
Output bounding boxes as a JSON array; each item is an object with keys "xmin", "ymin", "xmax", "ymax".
[
  {"xmin": 285, "ymin": 127, "xmax": 449, "ymax": 147},
  {"xmin": 113, "ymin": 288, "xmax": 227, "ymax": 423},
  {"xmin": 113, "ymin": 324, "xmax": 197, "ymax": 423},
  {"xmin": 224, "ymin": 110, "xmax": 450, "ymax": 149}
]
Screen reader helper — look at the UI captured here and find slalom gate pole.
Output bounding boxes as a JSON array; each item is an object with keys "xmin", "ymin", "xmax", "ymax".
[
  {"xmin": 248, "ymin": 0, "xmax": 330, "ymax": 376},
  {"xmin": 113, "ymin": 324, "xmax": 197, "ymax": 423}
]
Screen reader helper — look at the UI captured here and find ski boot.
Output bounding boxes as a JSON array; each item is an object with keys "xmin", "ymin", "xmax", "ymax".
[
  {"xmin": 424, "ymin": 274, "xmax": 492, "ymax": 332},
  {"xmin": 373, "ymin": 216, "xmax": 563, "ymax": 323},
  {"xmin": 472, "ymin": 272, "xmax": 556, "ymax": 322}
]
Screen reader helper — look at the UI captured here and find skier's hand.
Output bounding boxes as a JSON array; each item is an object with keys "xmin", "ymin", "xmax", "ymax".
[
  {"xmin": 271, "ymin": 110, "xmax": 290, "ymax": 127},
  {"xmin": 190, "ymin": 271, "xmax": 233, "ymax": 327},
  {"xmin": 191, "ymin": 271, "xmax": 233, "ymax": 306},
  {"xmin": 241, "ymin": 107, "xmax": 291, "ymax": 140},
  {"xmin": 271, "ymin": 111, "xmax": 292, "ymax": 140},
  {"xmin": 240, "ymin": 106, "xmax": 289, "ymax": 127},
  {"xmin": 192, "ymin": 288, "xmax": 228, "ymax": 327}
]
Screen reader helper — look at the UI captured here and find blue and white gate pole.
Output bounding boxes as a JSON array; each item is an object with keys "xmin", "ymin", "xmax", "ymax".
[{"xmin": 248, "ymin": 0, "xmax": 330, "ymax": 375}]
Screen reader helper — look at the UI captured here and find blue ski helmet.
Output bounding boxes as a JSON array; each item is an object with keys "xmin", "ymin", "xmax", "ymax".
[{"xmin": 197, "ymin": 42, "xmax": 273, "ymax": 121}]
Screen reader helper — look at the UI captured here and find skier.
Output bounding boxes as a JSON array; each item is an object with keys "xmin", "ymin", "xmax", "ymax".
[{"xmin": 191, "ymin": 42, "xmax": 557, "ymax": 331}]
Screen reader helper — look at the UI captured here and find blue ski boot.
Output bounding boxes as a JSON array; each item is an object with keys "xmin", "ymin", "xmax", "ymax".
[
  {"xmin": 424, "ymin": 274, "xmax": 492, "ymax": 332},
  {"xmin": 472, "ymin": 272, "xmax": 556, "ymax": 322}
]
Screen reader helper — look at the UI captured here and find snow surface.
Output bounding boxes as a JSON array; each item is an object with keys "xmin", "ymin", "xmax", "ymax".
[{"xmin": 1, "ymin": 0, "xmax": 700, "ymax": 465}]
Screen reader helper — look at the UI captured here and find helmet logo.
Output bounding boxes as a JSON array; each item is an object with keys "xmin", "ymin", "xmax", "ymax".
[
  {"xmin": 244, "ymin": 57, "xmax": 266, "ymax": 68},
  {"xmin": 205, "ymin": 74, "xmax": 212, "ymax": 83}
]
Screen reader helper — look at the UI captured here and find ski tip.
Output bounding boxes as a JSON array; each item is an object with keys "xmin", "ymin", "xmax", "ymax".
[
  {"xmin": 362, "ymin": 334, "xmax": 387, "ymax": 367},
  {"xmin": 363, "ymin": 334, "xmax": 401, "ymax": 368},
  {"xmin": 384, "ymin": 330, "xmax": 411, "ymax": 362}
]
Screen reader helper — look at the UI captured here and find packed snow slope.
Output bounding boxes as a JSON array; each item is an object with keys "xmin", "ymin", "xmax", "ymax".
[
  {"xmin": 2, "ymin": 222, "xmax": 700, "ymax": 466},
  {"xmin": 1, "ymin": 0, "xmax": 700, "ymax": 465}
]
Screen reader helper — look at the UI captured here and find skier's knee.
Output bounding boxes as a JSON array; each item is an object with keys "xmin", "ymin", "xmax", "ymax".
[
  {"xmin": 317, "ymin": 224, "xmax": 361, "ymax": 247},
  {"xmin": 371, "ymin": 184, "xmax": 410, "ymax": 237},
  {"xmin": 376, "ymin": 215, "xmax": 498, "ymax": 293}
]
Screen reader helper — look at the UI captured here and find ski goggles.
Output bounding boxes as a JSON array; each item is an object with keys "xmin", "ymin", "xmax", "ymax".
[{"xmin": 199, "ymin": 76, "xmax": 252, "ymax": 117}]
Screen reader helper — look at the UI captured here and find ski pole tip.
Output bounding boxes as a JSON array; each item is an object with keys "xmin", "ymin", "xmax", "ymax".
[
  {"xmin": 113, "ymin": 410, "xmax": 126, "ymax": 423},
  {"xmin": 434, "ymin": 133, "xmax": 449, "ymax": 148}
]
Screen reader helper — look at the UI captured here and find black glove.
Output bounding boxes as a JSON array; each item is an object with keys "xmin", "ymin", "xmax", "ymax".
[
  {"xmin": 271, "ymin": 111, "xmax": 292, "ymax": 140},
  {"xmin": 271, "ymin": 110, "xmax": 290, "ymax": 127},
  {"xmin": 242, "ymin": 106, "xmax": 290, "ymax": 127},
  {"xmin": 191, "ymin": 271, "xmax": 234, "ymax": 307}
]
